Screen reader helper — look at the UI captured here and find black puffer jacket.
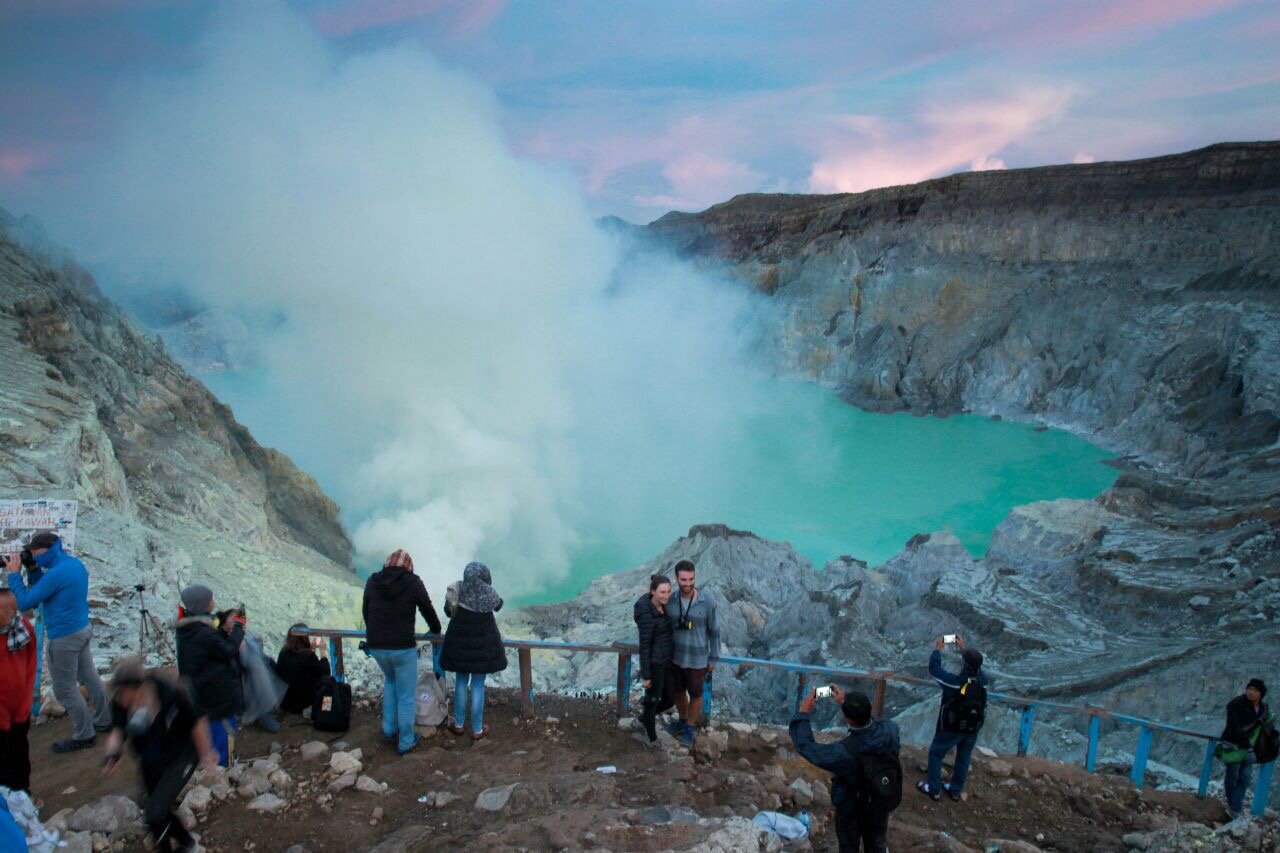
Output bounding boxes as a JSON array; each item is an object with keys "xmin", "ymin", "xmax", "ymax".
[
  {"xmin": 439, "ymin": 600, "xmax": 508, "ymax": 675},
  {"xmin": 633, "ymin": 594, "xmax": 674, "ymax": 680},
  {"xmin": 275, "ymin": 649, "xmax": 331, "ymax": 714},
  {"xmin": 362, "ymin": 567, "xmax": 442, "ymax": 650},
  {"xmin": 1221, "ymin": 695, "xmax": 1269, "ymax": 748},
  {"xmin": 175, "ymin": 616, "xmax": 245, "ymax": 719}
]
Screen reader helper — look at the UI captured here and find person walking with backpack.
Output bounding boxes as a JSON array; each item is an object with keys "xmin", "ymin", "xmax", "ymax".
[
  {"xmin": 439, "ymin": 562, "xmax": 507, "ymax": 741},
  {"xmin": 362, "ymin": 549, "xmax": 441, "ymax": 755},
  {"xmin": 918, "ymin": 634, "xmax": 988, "ymax": 802},
  {"xmin": 1218, "ymin": 678, "xmax": 1274, "ymax": 816},
  {"xmin": 791, "ymin": 685, "xmax": 901, "ymax": 853}
]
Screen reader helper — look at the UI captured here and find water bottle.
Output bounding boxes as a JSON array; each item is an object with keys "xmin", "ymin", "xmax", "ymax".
[{"xmin": 799, "ymin": 809, "xmax": 810, "ymax": 833}]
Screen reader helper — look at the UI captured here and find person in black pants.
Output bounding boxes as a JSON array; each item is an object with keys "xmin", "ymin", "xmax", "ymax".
[
  {"xmin": 275, "ymin": 623, "xmax": 331, "ymax": 715},
  {"xmin": 634, "ymin": 573, "xmax": 676, "ymax": 752},
  {"xmin": 103, "ymin": 657, "xmax": 217, "ymax": 853}
]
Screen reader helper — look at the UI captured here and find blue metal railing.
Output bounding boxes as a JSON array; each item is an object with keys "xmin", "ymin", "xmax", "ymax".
[{"xmin": 290, "ymin": 627, "xmax": 1274, "ymax": 817}]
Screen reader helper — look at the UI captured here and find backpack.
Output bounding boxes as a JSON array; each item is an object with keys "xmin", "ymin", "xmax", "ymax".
[
  {"xmin": 942, "ymin": 677, "xmax": 987, "ymax": 734},
  {"xmin": 415, "ymin": 668, "xmax": 447, "ymax": 727},
  {"xmin": 1254, "ymin": 721, "xmax": 1279, "ymax": 764},
  {"xmin": 843, "ymin": 741, "xmax": 903, "ymax": 814},
  {"xmin": 311, "ymin": 676, "xmax": 352, "ymax": 732}
]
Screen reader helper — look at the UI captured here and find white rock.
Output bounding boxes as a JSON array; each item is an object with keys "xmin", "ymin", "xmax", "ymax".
[
  {"xmin": 616, "ymin": 716, "xmax": 636, "ymax": 730},
  {"xmin": 247, "ymin": 793, "xmax": 286, "ymax": 813},
  {"xmin": 300, "ymin": 741, "xmax": 330, "ymax": 761},
  {"xmin": 728, "ymin": 722, "xmax": 754, "ymax": 734},
  {"xmin": 182, "ymin": 786, "xmax": 213, "ymax": 813},
  {"xmin": 68, "ymin": 795, "xmax": 143, "ymax": 834},
  {"xmin": 1189, "ymin": 595, "xmax": 1211, "ymax": 609},
  {"xmin": 328, "ymin": 771, "xmax": 358, "ymax": 793},
  {"xmin": 269, "ymin": 769, "xmax": 294, "ymax": 791},
  {"xmin": 176, "ymin": 804, "xmax": 197, "ymax": 831},
  {"xmin": 355, "ymin": 775, "xmax": 387, "ymax": 794},
  {"xmin": 475, "ymin": 783, "xmax": 519, "ymax": 812},
  {"xmin": 330, "ymin": 751, "xmax": 363, "ymax": 775},
  {"xmin": 788, "ymin": 777, "xmax": 814, "ymax": 806}
]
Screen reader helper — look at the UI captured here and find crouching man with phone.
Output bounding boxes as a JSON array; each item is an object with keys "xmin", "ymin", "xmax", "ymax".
[{"xmin": 790, "ymin": 684, "xmax": 902, "ymax": 853}]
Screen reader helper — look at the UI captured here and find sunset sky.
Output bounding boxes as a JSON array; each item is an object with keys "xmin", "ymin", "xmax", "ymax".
[{"xmin": 2, "ymin": 0, "xmax": 1278, "ymax": 223}]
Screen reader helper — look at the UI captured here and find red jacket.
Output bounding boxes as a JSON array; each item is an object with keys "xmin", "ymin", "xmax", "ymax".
[{"xmin": 0, "ymin": 618, "xmax": 37, "ymax": 729}]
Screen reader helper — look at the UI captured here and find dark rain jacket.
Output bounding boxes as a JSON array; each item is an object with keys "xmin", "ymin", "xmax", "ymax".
[
  {"xmin": 175, "ymin": 616, "xmax": 245, "ymax": 720},
  {"xmin": 930, "ymin": 649, "xmax": 988, "ymax": 733},
  {"xmin": 439, "ymin": 599, "xmax": 508, "ymax": 675},
  {"xmin": 633, "ymin": 594, "xmax": 674, "ymax": 681},
  {"xmin": 1221, "ymin": 695, "xmax": 1269, "ymax": 749},
  {"xmin": 790, "ymin": 712, "xmax": 902, "ymax": 811},
  {"xmin": 362, "ymin": 567, "xmax": 442, "ymax": 650}
]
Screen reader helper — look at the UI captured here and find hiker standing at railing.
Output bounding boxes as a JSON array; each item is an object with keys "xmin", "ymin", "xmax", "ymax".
[
  {"xmin": 666, "ymin": 559, "xmax": 719, "ymax": 748},
  {"xmin": 634, "ymin": 574, "xmax": 676, "ymax": 752},
  {"xmin": 1218, "ymin": 678, "xmax": 1276, "ymax": 816},
  {"xmin": 918, "ymin": 634, "xmax": 988, "ymax": 802},
  {"xmin": 440, "ymin": 561, "xmax": 507, "ymax": 742}
]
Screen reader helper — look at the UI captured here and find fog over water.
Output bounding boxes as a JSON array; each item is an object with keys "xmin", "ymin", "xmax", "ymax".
[{"xmin": 42, "ymin": 1, "xmax": 1117, "ymax": 601}]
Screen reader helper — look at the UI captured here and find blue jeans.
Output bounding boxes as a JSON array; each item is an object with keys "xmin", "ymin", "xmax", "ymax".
[
  {"xmin": 928, "ymin": 729, "xmax": 978, "ymax": 794},
  {"xmin": 453, "ymin": 672, "xmax": 486, "ymax": 734},
  {"xmin": 209, "ymin": 716, "xmax": 237, "ymax": 768},
  {"xmin": 1224, "ymin": 758, "xmax": 1254, "ymax": 815},
  {"xmin": 369, "ymin": 648, "xmax": 418, "ymax": 752}
]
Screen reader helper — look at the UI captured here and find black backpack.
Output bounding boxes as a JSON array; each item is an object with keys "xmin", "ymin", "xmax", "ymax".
[
  {"xmin": 942, "ymin": 676, "xmax": 987, "ymax": 734},
  {"xmin": 311, "ymin": 676, "xmax": 352, "ymax": 732},
  {"xmin": 843, "ymin": 741, "xmax": 903, "ymax": 814},
  {"xmin": 1255, "ymin": 721, "xmax": 1279, "ymax": 764}
]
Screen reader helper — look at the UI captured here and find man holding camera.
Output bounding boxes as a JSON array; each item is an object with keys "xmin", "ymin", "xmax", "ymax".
[
  {"xmin": 4, "ymin": 531, "xmax": 112, "ymax": 752},
  {"xmin": 791, "ymin": 684, "xmax": 901, "ymax": 853},
  {"xmin": 175, "ymin": 584, "xmax": 245, "ymax": 767},
  {"xmin": 666, "ymin": 559, "xmax": 719, "ymax": 747},
  {"xmin": 917, "ymin": 633, "xmax": 988, "ymax": 802}
]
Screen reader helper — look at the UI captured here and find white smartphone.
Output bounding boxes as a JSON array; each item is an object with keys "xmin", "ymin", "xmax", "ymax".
[
  {"xmin": 943, "ymin": 634, "xmax": 958, "ymax": 645},
  {"xmin": 815, "ymin": 685, "xmax": 834, "ymax": 699}
]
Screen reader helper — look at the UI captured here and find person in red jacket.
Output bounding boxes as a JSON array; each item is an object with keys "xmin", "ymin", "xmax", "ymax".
[{"xmin": 0, "ymin": 588, "xmax": 37, "ymax": 792}]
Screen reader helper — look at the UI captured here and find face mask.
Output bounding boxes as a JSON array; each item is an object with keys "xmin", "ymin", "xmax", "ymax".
[{"xmin": 126, "ymin": 706, "xmax": 153, "ymax": 738}]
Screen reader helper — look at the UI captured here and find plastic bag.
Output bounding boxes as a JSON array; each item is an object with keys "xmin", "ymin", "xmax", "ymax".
[
  {"xmin": 239, "ymin": 633, "xmax": 287, "ymax": 724},
  {"xmin": 751, "ymin": 811, "xmax": 809, "ymax": 840},
  {"xmin": 416, "ymin": 667, "xmax": 448, "ymax": 727}
]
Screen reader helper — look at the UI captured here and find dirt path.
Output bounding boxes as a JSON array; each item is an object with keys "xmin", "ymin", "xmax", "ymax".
[{"xmin": 29, "ymin": 689, "xmax": 1231, "ymax": 851}]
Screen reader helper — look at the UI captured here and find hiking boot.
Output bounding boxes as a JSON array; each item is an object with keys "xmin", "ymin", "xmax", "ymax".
[
  {"xmin": 447, "ymin": 723, "xmax": 466, "ymax": 736},
  {"xmin": 677, "ymin": 724, "xmax": 695, "ymax": 747},
  {"xmin": 943, "ymin": 783, "xmax": 963, "ymax": 802},
  {"xmin": 52, "ymin": 737, "xmax": 95, "ymax": 753},
  {"xmin": 664, "ymin": 719, "xmax": 686, "ymax": 737},
  {"xmin": 470, "ymin": 724, "xmax": 491, "ymax": 741},
  {"xmin": 916, "ymin": 780, "xmax": 941, "ymax": 801}
]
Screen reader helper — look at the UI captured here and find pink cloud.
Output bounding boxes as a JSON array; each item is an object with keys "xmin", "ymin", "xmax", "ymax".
[
  {"xmin": 312, "ymin": 0, "xmax": 506, "ymax": 37},
  {"xmin": 0, "ymin": 150, "xmax": 48, "ymax": 179},
  {"xmin": 808, "ymin": 86, "xmax": 1075, "ymax": 193}
]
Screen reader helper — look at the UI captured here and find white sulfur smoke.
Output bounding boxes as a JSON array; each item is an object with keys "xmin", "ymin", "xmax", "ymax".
[{"xmin": 47, "ymin": 1, "xmax": 767, "ymax": 598}]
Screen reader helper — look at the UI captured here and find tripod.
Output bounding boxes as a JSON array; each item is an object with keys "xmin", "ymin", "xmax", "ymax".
[{"xmin": 133, "ymin": 583, "xmax": 173, "ymax": 662}]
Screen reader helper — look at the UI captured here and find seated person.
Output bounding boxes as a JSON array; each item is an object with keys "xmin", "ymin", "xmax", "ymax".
[{"xmin": 275, "ymin": 623, "xmax": 330, "ymax": 715}]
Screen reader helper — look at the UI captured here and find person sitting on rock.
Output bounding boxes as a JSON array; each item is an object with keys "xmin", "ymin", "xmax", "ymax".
[
  {"xmin": 917, "ymin": 634, "xmax": 988, "ymax": 802},
  {"xmin": 634, "ymin": 573, "xmax": 676, "ymax": 752},
  {"xmin": 104, "ymin": 656, "xmax": 218, "ymax": 853},
  {"xmin": 362, "ymin": 549, "xmax": 442, "ymax": 755},
  {"xmin": 440, "ymin": 562, "xmax": 507, "ymax": 741},
  {"xmin": 4, "ymin": 531, "xmax": 113, "ymax": 752},
  {"xmin": 0, "ymin": 588, "xmax": 36, "ymax": 792},
  {"xmin": 275, "ymin": 623, "xmax": 331, "ymax": 716},
  {"xmin": 1219, "ymin": 678, "xmax": 1272, "ymax": 816},
  {"xmin": 791, "ymin": 685, "xmax": 901, "ymax": 853},
  {"xmin": 175, "ymin": 584, "xmax": 245, "ymax": 767}
]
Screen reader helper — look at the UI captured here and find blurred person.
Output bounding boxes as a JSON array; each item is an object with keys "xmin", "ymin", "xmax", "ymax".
[
  {"xmin": 4, "ymin": 532, "xmax": 111, "ymax": 752},
  {"xmin": 0, "ymin": 589, "xmax": 36, "ymax": 791},
  {"xmin": 175, "ymin": 584, "xmax": 244, "ymax": 767},
  {"xmin": 440, "ymin": 562, "xmax": 507, "ymax": 740},
  {"xmin": 104, "ymin": 657, "xmax": 217, "ymax": 853},
  {"xmin": 362, "ymin": 549, "xmax": 441, "ymax": 755}
]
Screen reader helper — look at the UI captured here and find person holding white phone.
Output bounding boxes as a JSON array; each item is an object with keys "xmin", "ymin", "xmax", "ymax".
[{"xmin": 917, "ymin": 633, "xmax": 988, "ymax": 802}]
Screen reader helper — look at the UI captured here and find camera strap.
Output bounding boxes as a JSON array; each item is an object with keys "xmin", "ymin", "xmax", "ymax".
[{"xmin": 677, "ymin": 589, "xmax": 696, "ymax": 628}]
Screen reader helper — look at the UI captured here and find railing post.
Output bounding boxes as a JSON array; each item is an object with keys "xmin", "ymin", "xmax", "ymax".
[
  {"xmin": 702, "ymin": 668, "xmax": 714, "ymax": 725},
  {"xmin": 31, "ymin": 611, "xmax": 44, "ymax": 717},
  {"xmin": 1197, "ymin": 740, "xmax": 1216, "ymax": 798},
  {"xmin": 1017, "ymin": 705, "xmax": 1036, "ymax": 756},
  {"xmin": 1085, "ymin": 715, "xmax": 1101, "ymax": 772},
  {"xmin": 330, "ymin": 637, "xmax": 346, "ymax": 683},
  {"xmin": 431, "ymin": 640, "xmax": 444, "ymax": 679},
  {"xmin": 794, "ymin": 673, "xmax": 808, "ymax": 714},
  {"xmin": 615, "ymin": 653, "xmax": 632, "ymax": 716},
  {"xmin": 518, "ymin": 647, "xmax": 534, "ymax": 719},
  {"xmin": 871, "ymin": 676, "xmax": 887, "ymax": 720},
  {"xmin": 1130, "ymin": 726, "xmax": 1154, "ymax": 788},
  {"xmin": 1251, "ymin": 761, "xmax": 1274, "ymax": 817}
]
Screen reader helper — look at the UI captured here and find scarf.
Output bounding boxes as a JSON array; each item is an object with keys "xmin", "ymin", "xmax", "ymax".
[
  {"xmin": 457, "ymin": 562, "xmax": 502, "ymax": 614},
  {"xmin": 3, "ymin": 615, "xmax": 31, "ymax": 653}
]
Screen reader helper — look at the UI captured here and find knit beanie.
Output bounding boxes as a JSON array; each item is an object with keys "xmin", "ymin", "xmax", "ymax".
[
  {"xmin": 383, "ymin": 549, "xmax": 414, "ymax": 571},
  {"xmin": 1248, "ymin": 678, "xmax": 1267, "ymax": 698},
  {"xmin": 180, "ymin": 584, "xmax": 214, "ymax": 614}
]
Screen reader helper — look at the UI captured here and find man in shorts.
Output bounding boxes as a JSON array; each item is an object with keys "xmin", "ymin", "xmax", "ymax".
[{"xmin": 666, "ymin": 559, "xmax": 720, "ymax": 746}]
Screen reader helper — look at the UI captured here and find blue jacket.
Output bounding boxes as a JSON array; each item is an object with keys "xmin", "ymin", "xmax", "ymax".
[
  {"xmin": 7, "ymin": 540, "xmax": 91, "ymax": 639},
  {"xmin": 930, "ymin": 649, "xmax": 988, "ymax": 732},
  {"xmin": 790, "ymin": 711, "xmax": 901, "ymax": 810}
]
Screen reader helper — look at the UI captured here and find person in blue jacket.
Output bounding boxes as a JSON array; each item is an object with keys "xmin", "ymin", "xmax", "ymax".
[
  {"xmin": 918, "ymin": 634, "xmax": 989, "ymax": 801},
  {"xmin": 3, "ymin": 531, "xmax": 111, "ymax": 752}
]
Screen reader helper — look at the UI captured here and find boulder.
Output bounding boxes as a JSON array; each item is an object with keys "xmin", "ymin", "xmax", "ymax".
[
  {"xmin": 328, "ymin": 771, "xmax": 358, "ymax": 793},
  {"xmin": 475, "ymin": 783, "xmax": 519, "ymax": 812},
  {"xmin": 247, "ymin": 793, "xmax": 286, "ymax": 813},
  {"xmin": 788, "ymin": 777, "xmax": 814, "ymax": 807},
  {"xmin": 300, "ymin": 741, "xmax": 330, "ymax": 761},
  {"xmin": 182, "ymin": 786, "xmax": 213, "ymax": 813},
  {"xmin": 356, "ymin": 775, "xmax": 387, "ymax": 794},
  {"xmin": 68, "ymin": 796, "xmax": 143, "ymax": 834},
  {"xmin": 330, "ymin": 751, "xmax": 363, "ymax": 775}
]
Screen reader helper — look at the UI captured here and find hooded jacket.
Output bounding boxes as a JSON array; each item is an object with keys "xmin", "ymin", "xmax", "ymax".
[
  {"xmin": 175, "ymin": 615, "xmax": 245, "ymax": 720},
  {"xmin": 0, "ymin": 616, "xmax": 36, "ymax": 730},
  {"xmin": 439, "ymin": 600, "xmax": 508, "ymax": 675},
  {"xmin": 1221, "ymin": 694, "xmax": 1270, "ymax": 749},
  {"xmin": 7, "ymin": 540, "xmax": 90, "ymax": 639},
  {"xmin": 633, "ymin": 594, "xmax": 674, "ymax": 681},
  {"xmin": 930, "ymin": 649, "xmax": 988, "ymax": 733},
  {"xmin": 361, "ymin": 567, "xmax": 442, "ymax": 650},
  {"xmin": 790, "ymin": 711, "xmax": 902, "ymax": 811}
]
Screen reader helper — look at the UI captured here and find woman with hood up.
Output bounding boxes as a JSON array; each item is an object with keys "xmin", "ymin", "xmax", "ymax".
[{"xmin": 439, "ymin": 562, "xmax": 507, "ymax": 740}]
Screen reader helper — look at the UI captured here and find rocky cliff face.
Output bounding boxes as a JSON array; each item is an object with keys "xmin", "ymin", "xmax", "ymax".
[
  {"xmin": 512, "ymin": 144, "xmax": 1280, "ymax": 794},
  {"xmin": 0, "ymin": 223, "xmax": 361, "ymax": 667}
]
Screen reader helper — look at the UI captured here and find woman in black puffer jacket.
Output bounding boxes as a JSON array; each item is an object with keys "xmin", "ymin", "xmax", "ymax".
[
  {"xmin": 634, "ymin": 573, "xmax": 675, "ymax": 751},
  {"xmin": 439, "ymin": 562, "xmax": 507, "ymax": 740}
]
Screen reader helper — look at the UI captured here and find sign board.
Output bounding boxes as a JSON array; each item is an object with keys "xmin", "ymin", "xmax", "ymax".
[{"xmin": 0, "ymin": 499, "xmax": 78, "ymax": 555}]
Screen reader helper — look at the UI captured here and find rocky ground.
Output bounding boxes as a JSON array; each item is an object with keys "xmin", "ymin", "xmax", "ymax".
[{"xmin": 27, "ymin": 688, "xmax": 1276, "ymax": 853}]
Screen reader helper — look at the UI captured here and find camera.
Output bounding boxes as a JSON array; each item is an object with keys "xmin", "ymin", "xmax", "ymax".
[
  {"xmin": 676, "ymin": 619, "xmax": 693, "ymax": 631},
  {"xmin": 18, "ymin": 549, "xmax": 35, "ymax": 570}
]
